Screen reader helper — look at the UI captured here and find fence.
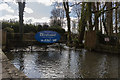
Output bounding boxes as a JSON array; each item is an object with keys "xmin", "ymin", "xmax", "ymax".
[
  {"xmin": 6, "ymin": 32, "xmax": 67, "ymax": 48},
  {"xmin": 85, "ymin": 31, "xmax": 120, "ymax": 51},
  {"xmin": 0, "ymin": 30, "xmax": 7, "ymax": 49},
  {"xmin": 85, "ymin": 31, "xmax": 97, "ymax": 49}
]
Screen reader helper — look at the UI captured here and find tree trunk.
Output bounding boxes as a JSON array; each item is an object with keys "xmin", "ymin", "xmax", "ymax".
[
  {"xmin": 106, "ymin": 2, "xmax": 113, "ymax": 36},
  {"xmin": 100, "ymin": 3, "xmax": 102, "ymax": 33},
  {"xmin": 63, "ymin": 2, "xmax": 72, "ymax": 45},
  {"xmin": 18, "ymin": 1, "xmax": 25, "ymax": 40},
  {"xmin": 78, "ymin": 3, "xmax": 87, "ymax": 44},
  {"xmin": 87, "ymin": 2, "xmax": 93, "ymax": 31},
  {"xmin": 94, "ymin": 2, "xmax": 99, "ymax": 31},
  {"xmin": 102, "ymin": 13, "xmax": 108, "ymax": 35},
  {"xmin": 115, "ymin": 2, "xmax": 118, "ymax": 34}
]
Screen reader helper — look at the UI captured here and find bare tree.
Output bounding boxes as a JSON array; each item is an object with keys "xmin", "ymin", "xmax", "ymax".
[
  {"xmin": 71, "ymin": 2, "xmax": 81, "ymax": 20},
  {"xmin": 92, "ymin": 2, "xmax": 100, "ymax": 31},
  {"xmin": 78, "ymin": 2, "xmax": 87, "ymax": 44},
  {"xmin": 50, "ymin": 3, "xmax": 64, "ymax": 27},
  {"xmin": 115, "ymin": 2, "xmax": 118, "ymax": 34},
  {"xmin": 16, "ymin": 0, "xmax": 26, "ymax": 40},
  {"xmin": 63, "ymin": 0, "xmax": 72, "ymax": 45},
  {"xmin": 87, "ymin": 2, "xmax": 93, "ymax": 31},
  {"xmin": 100, "ymin": 2, "xmax": 103, "ymax": 33},
  {"xmin": 106, "ymin": 2, "xmax": 113, "ymax": 36}
]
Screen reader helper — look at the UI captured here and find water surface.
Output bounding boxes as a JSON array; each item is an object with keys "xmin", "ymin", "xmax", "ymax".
[{"xmin": 5, "ymin": 46, "xmax": 118, "ymax": 78}]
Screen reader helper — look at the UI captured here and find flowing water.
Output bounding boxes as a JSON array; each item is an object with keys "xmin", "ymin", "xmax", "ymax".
[{"xmin": 5, "ymin": 45, "xmax": 119, "ymax": 78}]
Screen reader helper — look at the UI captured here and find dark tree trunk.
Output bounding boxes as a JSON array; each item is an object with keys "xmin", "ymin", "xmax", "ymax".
[
  {"xmin": 87, "ymin": 2, "xmax": 93, "ymax": 31},
  {"xmin": 18, "ymin": 1, "xmax": 25, "ymax": 40},
  {"xmin": 100, "ymin": 3, "xmax": 102, "ymax": 33},
  {"xmin": 63, "ymin": 2, "xmax": 72, "ymax": 45},
  {"xmin": 115, "ymin": 2, "xmax": 118, "ymax": 34},
  {"xmin": 94, "ymin": 2, "xmax": 99, "ymax": 31},
  {"xmin": 106, "ymin": 2, "xmax": 113, "ymax": 36},
  {"xmin": 102, "ymin": 13, "xmax": 108, "ymax": 35},
  {"xmin": 78, "ymin": 3, "xmax": 87, "ymax": 44}
]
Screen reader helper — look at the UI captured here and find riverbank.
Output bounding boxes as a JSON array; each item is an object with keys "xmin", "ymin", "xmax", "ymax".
[{"xmin": 0, "ymin": 49, "xmax": 29, "ymax": 80}]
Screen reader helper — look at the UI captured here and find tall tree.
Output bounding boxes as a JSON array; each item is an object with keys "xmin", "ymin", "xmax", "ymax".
[
  {"xmin": 115, "ymin": 2, "xmax": 118, "ymax": 34},
  {"xmin": 16, "ymin": 0, "xmax": 26, "ymax": 40},
  {"xmin": 93, "ymin": 2, "xmax": 99, "ymax": 31},
  {"xmin": 50, "ymin": 2, "xmax": 64, "ymax": 27},
  {"xmin": 50, "ymin": 8, "xmax": 61, "ymax": 27},
  {"xmin": 71, "ymin": 2, "xmax": 81, "ymax": 20},
  {"xmin": 63, "ymin": 0, "xmax": 72, "ymax": 45},
  {"xmin": 100, "ymin": 3, "xmax": 103, "ymax": 33},
  {"xmin": 102, "ymin": 11, "xmax": 108, "ymax": 35},
  {"xmin": 78, "ymin": 2, "xmax": 87, "ymax": 44},
  {"xmin": 87, "ymin": 2, "xmax": 93, "ymax": 31},
  {"xmin": 106, "ymin": 2, "xmax": 113, "ymax": 35}
]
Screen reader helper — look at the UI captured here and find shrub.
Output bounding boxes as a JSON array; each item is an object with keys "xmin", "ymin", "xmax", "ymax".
[
  {"xmin": 4, "ymin": 27, "xmax": 14, "ymax": 33},
  {"xmin": 96, "ymin": 32, "xmax": 118, "ymax": 46},
  {"xmin": 4, "ymin": 27, "xmax": 14, "ymax": 39}
]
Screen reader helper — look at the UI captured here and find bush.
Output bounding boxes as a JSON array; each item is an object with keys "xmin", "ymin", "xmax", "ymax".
[
  {"xmin": 24, "ymin": 24, "xmax": 36, "ymax": 33},
  {"xmin": 2, "ymin": 22, "xmax": 19, "ymax": 33},
  {"xmin": 37, "ymin": 27, "xmax": 65, "ymax": 36},
  {"xmin": 96, "ymin": 32, "xmax": 118, "ymax": 46},
  {"xmin": 73, "ymin": 37, "xmax": 79, "ymax": 46},
  {"xmin": 4, "ymin": 27, "xmax": 14, "ymax": 39},
  {"xmin": 4, "ymin": 27, "xmax": 14, "ymax": 33}
]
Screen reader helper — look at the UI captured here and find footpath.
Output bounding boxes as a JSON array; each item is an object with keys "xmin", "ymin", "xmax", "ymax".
[{"xmin": 0, "ymin": 49, "xmax": 29, "ymax": 80}]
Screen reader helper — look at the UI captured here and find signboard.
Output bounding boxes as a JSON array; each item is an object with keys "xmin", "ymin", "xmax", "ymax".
[
  {"xmin": 104, "ymin": 37, "xmax": 110, "ymax": 42},
  {"xmin": 35, "ymin": 31, "xmax": 61, "ymax": 43}
]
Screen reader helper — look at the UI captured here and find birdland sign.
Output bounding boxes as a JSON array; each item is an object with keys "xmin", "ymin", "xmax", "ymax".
[{"xmin": 35, "ymin": 31, "xmax": 61, "ymax": 43}]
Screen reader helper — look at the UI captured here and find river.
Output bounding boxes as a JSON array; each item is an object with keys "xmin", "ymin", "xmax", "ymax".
[{"xmin": 5, "ymin": 45, "xmax": 119, "ymax": 78}]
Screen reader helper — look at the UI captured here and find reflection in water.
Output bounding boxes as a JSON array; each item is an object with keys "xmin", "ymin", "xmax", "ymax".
[
  {"xmin": 5, "ymin": 47, "xmax": 118, "ymax": 78},
  {"xmin": 19, "ymin": 53, "xmax": 24, "ymax": 71}
]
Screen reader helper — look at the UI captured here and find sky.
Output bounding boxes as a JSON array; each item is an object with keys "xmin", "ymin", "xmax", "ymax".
[
  {"xmin": 1, "ymin": 0, "xmax": 119, "ymax": 32},
  {"xmin": 0, "ymin": 0, "xmax": 81, "ymax": 24},
  {"xmin": 0, "ymin": 0, "xmax": 80, "ymax": 26},
  {"xmin": 0, "ymin": 0, "xmax": 80, "ymax": 32},
  {"xmin": 0, "ymin": 0, "xmax": 116, "ymax": 24},
  {"xmin": 0, "ymin": 0, "xmax": 57, "ymax": 24}
]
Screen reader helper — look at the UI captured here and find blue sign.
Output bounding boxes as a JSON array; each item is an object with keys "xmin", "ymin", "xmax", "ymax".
[{"xmin": 35, "ymin": 31, "xmax": 61, "ymax": 43}]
